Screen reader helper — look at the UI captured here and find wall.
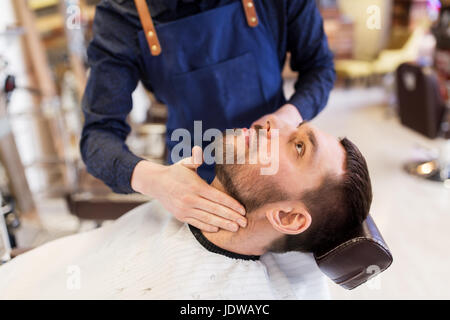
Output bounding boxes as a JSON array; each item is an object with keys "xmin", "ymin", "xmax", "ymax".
[{"xmin": 338, "ymin": 0, "xmax": 393, "ymax": 60}]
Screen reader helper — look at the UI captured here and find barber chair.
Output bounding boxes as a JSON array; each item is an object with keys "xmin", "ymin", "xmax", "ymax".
[
  {"xmin": 314, "ymin": 215, "xmax": 392, "ymax": 290},
  {"xmin": 396, "ymin": 62, "xmax": 450, "ymax": 182}
]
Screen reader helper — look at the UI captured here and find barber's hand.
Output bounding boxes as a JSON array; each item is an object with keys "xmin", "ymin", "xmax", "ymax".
[
  {"xmin": 131, "ymin": 146, "xmax": 247, "ymax": 233},
  {"xmin": 251, "ymin": 103, "xmax": 303, "ymax": 128}
]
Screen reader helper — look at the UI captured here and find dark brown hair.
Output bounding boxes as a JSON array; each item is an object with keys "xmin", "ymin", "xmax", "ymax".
[{"xmin": 269, "ymin": 137, "xmax": 373, "ymax": 254}]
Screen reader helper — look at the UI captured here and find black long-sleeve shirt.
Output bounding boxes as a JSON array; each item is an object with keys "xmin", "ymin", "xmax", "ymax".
[{"xmin": 80, "ymin": 0, "xmax": 335, "ymax": 194}]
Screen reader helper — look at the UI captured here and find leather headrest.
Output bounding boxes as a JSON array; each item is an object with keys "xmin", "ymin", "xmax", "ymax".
[{"xmin": 314, "ymin": 215, "xmax": 393, "ymax": 290}]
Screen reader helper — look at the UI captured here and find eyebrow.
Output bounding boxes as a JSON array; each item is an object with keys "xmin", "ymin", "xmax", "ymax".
[
  {"xmin": 297, "ymin": 121, "xmax": 318, "ymax": 157},
  {"xmin": 307, "ymin": 130, "xmax": 318, "ymax": 153},
  {"xmin": 297, "ymin": 121, "xmax": 307, "ymax": 128}
]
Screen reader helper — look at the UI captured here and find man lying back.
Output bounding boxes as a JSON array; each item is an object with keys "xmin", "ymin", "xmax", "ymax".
[{"xmin": 0, "ymin": 118, "xmax": 372, "ymax": 299}]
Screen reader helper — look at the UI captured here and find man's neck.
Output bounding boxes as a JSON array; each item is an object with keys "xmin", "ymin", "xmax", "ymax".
[{"xmin": 199, "ymin": 178, "xmax": 276, "ymax": 256}]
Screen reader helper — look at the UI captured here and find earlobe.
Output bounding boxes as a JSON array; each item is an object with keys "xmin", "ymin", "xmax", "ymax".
[{"xmin": 266, "ymin": 207, "xmax": 311, "ymax": 235}]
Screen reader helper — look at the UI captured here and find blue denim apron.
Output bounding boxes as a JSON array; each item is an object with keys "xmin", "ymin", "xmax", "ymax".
[{"xmin": 136, "ymin": 0, "xmax": 285, "ymax": 182}]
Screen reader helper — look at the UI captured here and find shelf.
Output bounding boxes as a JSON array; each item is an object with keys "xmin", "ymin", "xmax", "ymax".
[{"xmin": 28, "ymin": 0, "xmax": 59, "ymax": 11}]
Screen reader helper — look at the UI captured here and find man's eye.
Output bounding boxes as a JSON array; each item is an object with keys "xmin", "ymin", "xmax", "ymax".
[{"xmin": 295, "ymin": 142, "xmax": 304, "ymax": 156}]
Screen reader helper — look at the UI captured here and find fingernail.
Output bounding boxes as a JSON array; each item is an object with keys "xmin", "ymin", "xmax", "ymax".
[
  {"xmin": 229, "ymin": 223, "xmax": 239, "ymax": 232},
  {"xmin": 236, "ymin": 218, "xmax": 245, "ymax": 228},
  {"xmin": 240, "ymin": 208, "xmax": 246, "ymax": 215}
]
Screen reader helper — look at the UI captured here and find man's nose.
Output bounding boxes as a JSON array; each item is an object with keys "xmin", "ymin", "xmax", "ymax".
[
  {"xmin": 262, "ymin": 115, "xmax": 285, "ymax": 131},
  {"xmin": 263, "ymin": 116, "xmax": 293, "ymax": 138}
]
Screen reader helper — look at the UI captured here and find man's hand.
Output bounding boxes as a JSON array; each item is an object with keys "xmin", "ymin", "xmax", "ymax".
[
  {"xmin": 251, "ymin": 103, "xmax": 303, "ymax": 128},
  {"xmin": 131, "ymin": 146, "xmax": 247, "ymax": 233}
]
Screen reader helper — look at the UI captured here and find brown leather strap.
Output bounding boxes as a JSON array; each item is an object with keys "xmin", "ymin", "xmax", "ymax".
[
  {"xmin": 134, "ymin": 0, "xmax": 258, "ymax": 56},
  {"xmin": 241, "ymin": 0, "xmax": 258, "ymax": 27},
  {"xmin": 134, "ymin": 0, "xmax": 161, "ymax": 56}
]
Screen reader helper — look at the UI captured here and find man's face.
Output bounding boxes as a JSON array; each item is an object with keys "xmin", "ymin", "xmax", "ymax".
[{"xmin": 215, "ymin": 118, "xmax": 346, "ymax": 212}]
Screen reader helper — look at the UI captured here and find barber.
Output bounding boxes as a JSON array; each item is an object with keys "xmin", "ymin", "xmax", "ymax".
[{"xmin": 80, "ymin": 0, "xmax": 335, "ymax": 233}]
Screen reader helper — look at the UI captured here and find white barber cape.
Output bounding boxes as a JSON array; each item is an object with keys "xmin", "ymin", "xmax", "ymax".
[{"xmin": 0, "ymin": 201, "xmax": 329, "ymax": 299}]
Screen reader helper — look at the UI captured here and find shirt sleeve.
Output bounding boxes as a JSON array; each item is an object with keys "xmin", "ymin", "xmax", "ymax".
[
  {"xmin": 286, "ymin": 0, "xmax": 336, "ymax": 121},
  {"xmin": 80, "ymin": 0, "xmax": 144, "ymax": 194}
]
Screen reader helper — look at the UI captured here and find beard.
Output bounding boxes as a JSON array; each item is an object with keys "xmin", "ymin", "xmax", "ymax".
[
  {"xmin": 214, "ymin": 129, "xmax": 287, "ymax": 213},
  {"xmin": 215, "ymin": 163, "xmax": 268, "ymax": 213}
]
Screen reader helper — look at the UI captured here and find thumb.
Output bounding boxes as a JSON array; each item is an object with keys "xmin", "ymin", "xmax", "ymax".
[{"xmin": 178, "ymin": 145, "xmax": 203, "ymax": 170}]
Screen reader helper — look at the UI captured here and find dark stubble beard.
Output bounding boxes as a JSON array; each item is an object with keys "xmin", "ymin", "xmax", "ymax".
[
  {"xmin": 215, "ymin": 162, "xmax": 288, "ymax": 214},
  {"xmin": 215, "ymin": 163, "xmax": 248, "ymax": 210},
  {"xmin": 214, "ymin": 128, "xmax": 289, "ymax": 213}
]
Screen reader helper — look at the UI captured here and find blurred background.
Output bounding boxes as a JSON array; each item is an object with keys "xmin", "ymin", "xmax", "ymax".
[{"xmin": 0, "ymin": 0, "xmax": 449, "ymax": 299}]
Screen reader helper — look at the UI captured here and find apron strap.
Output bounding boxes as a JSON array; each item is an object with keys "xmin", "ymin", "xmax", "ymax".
[
  {"xmin": 134, "ymin": 0, "xmax": 161, "ymax": 56},
  {"xmin": 134, "ymin": 0, "xmax": 259, "ymax": 56},
  {"xmin": 241, "ymin": 0, "xmax": 259, "ymax": 27}
]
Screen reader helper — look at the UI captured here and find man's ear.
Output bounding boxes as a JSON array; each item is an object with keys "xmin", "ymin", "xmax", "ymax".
[{"xmin": 265, "ymin": 204, "xmax": 311, "ymax": 235}]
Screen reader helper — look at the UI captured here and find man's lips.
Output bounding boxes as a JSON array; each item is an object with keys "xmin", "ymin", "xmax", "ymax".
[
  {"xmin": 232, "ymin": 127, "xmax": 267, "ymax": 148},
  {"xmin": 242, "ymin": 127, "xmax": 250, "ymax": 146},
  {"xmin": 240, "ymin": 127, "xmax": 265, "ymax": 147}
]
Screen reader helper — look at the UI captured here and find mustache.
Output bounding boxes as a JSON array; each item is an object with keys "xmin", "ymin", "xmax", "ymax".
[
  {"xmin": 219, "ymin": 125, "xmax": 269, "ymax": 152},
  {"xmin": 228, "ymin": 125, "xmax": 265, "ymax": 138},
  {"xmin": 249, "ymin": 125, "xmax": 269, "ymax": 142}
]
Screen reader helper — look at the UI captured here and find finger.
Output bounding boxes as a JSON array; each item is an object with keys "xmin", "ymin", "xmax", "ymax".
[
  {"xmin": 251, "ymin": 120, "xmax": 265, "ymax": 128},
  {"xmin": 179, "ymin": 146, "xmax": 203, "ymax": 170},
  {"xmin": 184, "ymin": 217, "xmax": 218, "ymax": 233},
  {"xmin": 190, "ymin": 208, "xmax": 241, "ymax": 232},
  {"xmin": 192, "ymin": 145, "xmax": 203, "ymax": 165},
  {"xmin": 195, "ymin": 197, "xmax": 247, "ymax": 228},
  {"xmin": 251, "ymin": 115, "xmax": 270, "ymax": 128},
  {"xmin": 253, "ymin": 115, "xmax": 278, "ymax": 130},
  {"xmin": 200, "ymin": 186, "xmax": 246, "ymax": 216}
]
